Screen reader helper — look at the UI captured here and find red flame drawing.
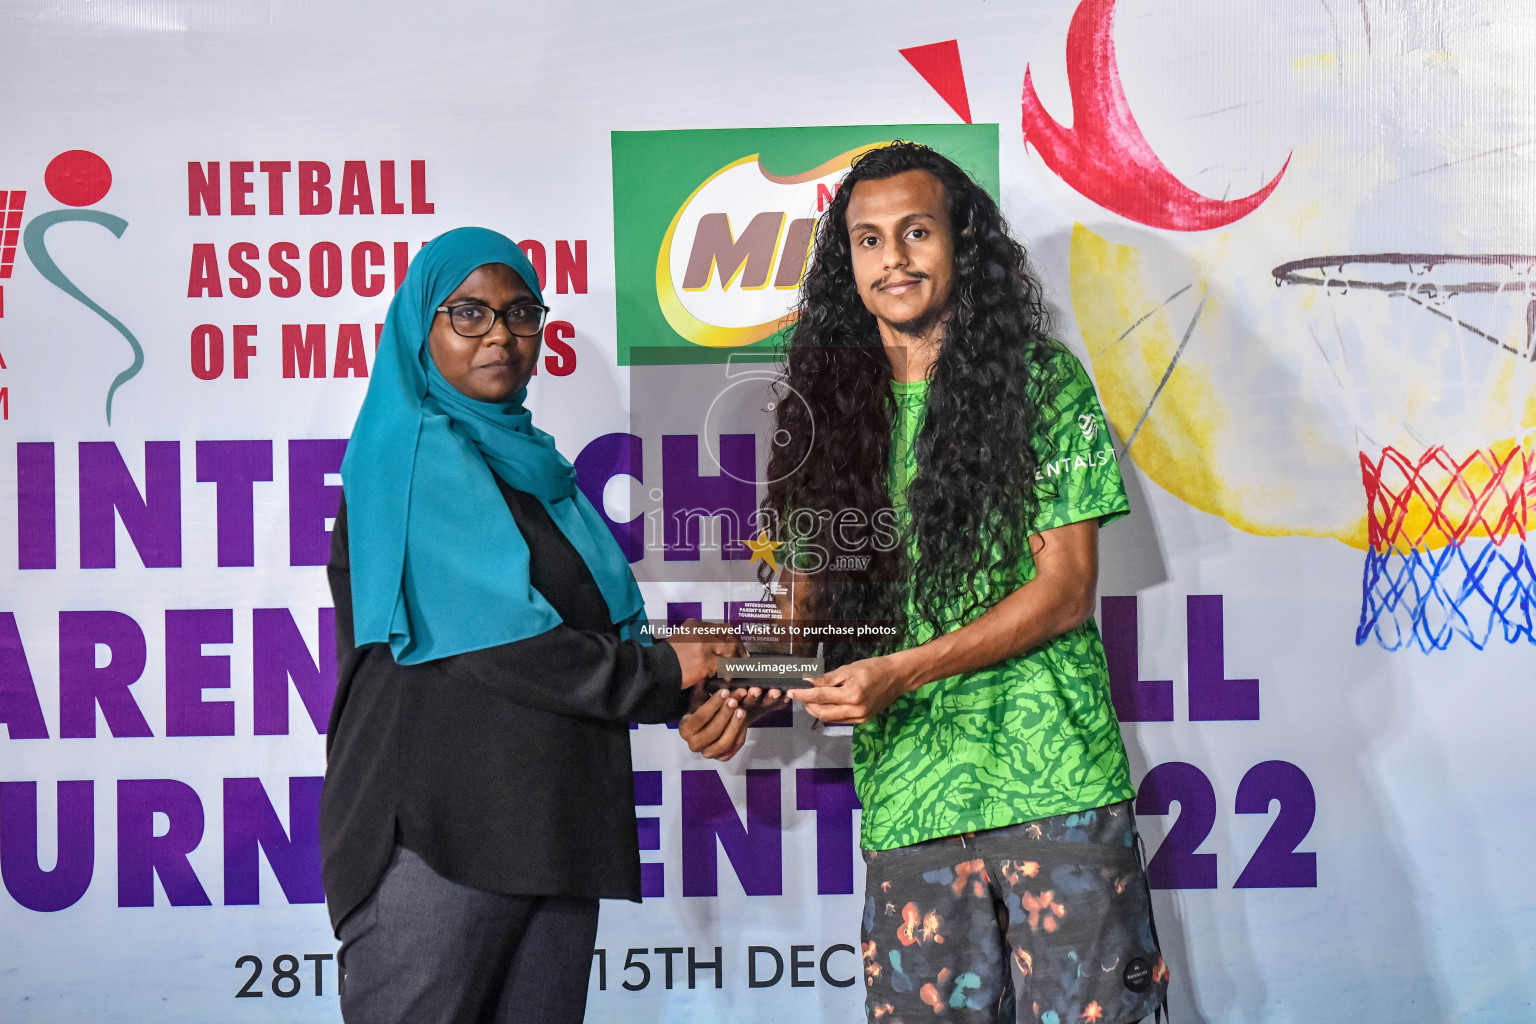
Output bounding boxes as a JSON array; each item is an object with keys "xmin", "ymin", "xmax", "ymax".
[{"xmin": 1021, "ymin": 0, "xmax": 1289, "ymax": 231}]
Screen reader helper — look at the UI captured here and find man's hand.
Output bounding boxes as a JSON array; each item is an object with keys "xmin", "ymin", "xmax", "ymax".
[
  {"xmin": 790, "ymin": 656, "xmax": 911, "ymax": 725},
  {"xmin": 678, "ymin": 685, "xmax": 790, "ymax": 761},
  {"xmin": 663, "ymin": 618, "xmax": 746, "ymax": 689}
]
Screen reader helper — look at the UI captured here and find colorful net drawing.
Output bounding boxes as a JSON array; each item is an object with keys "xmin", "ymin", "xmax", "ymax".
[
  {"xmin": 1272, "ymin": 252, "xmax": 1536, "ymax": 651},
  {"xmin": 1358, "ymin": 442, "xmax": 1535, "ymax": 651}
]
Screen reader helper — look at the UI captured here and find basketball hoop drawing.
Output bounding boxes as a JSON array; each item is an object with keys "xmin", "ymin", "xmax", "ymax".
[
  {"xmin": 1273, "ymin": 253, "xmax": 1536, "ymax": 651},
  {"xmin": 1273, "ymin": 253, "xmax": 1536, "ymax": 360}
]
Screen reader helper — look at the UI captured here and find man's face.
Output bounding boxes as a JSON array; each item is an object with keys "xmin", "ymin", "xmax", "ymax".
[{"xmin": 845, "ymin": 169, "xmax": 956, "ymax": 338}]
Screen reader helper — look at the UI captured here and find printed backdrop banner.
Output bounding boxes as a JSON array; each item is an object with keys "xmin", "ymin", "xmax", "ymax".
[{"xmin": 2, "ymin": 1, "xmax": 1534, "ymax": 1021}]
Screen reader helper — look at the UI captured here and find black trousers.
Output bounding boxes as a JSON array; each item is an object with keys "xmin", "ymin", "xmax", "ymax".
[{"xmin": 337, "ymin": 846, "xmax": 600, "ymax": 1024}]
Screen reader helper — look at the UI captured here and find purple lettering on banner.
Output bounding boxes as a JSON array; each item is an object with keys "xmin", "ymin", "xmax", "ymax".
[
  {"xmin": 634, "ymin": 771, "xmax": 664, "ymax": 898},
  {"xmin": 1100, "ymin": 596, "xmax": 1173, "ymax": 722},
  {"xmin": 253, "ymin": 608, "xmax": 337, "ymax": 735},
  {"xmin": 0, "ymin": 613, "xmax": 48, "ymax": 739},
  {"xmin": 680, "ymin": 768, "xmax": 781, "ymax": 896},
  {"xmin": 222, "ymin": 777, "xmax": 325, "ymax": 905},
  {"xmin": 288, "ymin": 439, "xmax": 346, "ymax": 567},
  {"xmin": 0, "ymin": 781, "xmax": 93, "ymax": 911},
  {"xmin": 1233, "ymin": 760, "xmax": 1318, "ymax": 888},
  {"xmin": 17, "ymin": 442, "xmax": 56, "ymax": 570},
  {"xmin": 116, "ymin": 779, "xmax": 212, "ymax": 907},
  {"xmin": 574, "ymin": 433, "xmax": 644, "ymax": 562},
  {"xmin": 1187, "ymin": 595, "xmax": 1260, "ymax": 721},
  {"xmin": 1136, "ymin": 761, "xmax": 1219, "ymax": 890},
  {"xmin": 59, "ymin": 611, "xmax": 152, "ymax": 739},
  {"xmin": 164, "ymin": 609, "xmax": 235, "ymax": 737},
  {"xmin": 795, "ymin": 768, "xmax": 862, "ymax": 895},
  {"xmin": 78, "ymin": 441, "xmax": 182, "ymax": 569},
  {"xmin": 661, "ymin": 434, "xmax": 756, "ymax": 561},
  {"xmin": 195, "ymin": 440, "xmax": 274, "ymax": 568},
  {"xmin": 667, "ymin": 603, "xmax": 703, "ymax": 625}
]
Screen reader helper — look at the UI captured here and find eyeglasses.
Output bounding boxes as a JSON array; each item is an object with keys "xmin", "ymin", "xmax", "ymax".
[{"xmin": 435, "ymin": 301, "xmax": 550, "ymax": 338}]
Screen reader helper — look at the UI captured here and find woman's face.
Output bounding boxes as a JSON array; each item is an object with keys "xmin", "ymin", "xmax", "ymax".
[{"xmin": 427, "ymin": 263, "xmax": 542, "ymax": 403}]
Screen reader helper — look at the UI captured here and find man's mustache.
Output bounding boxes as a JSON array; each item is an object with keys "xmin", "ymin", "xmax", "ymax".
[{"xmin": 876, "ymin": 271, "xmax": 929, "ymax": 290}]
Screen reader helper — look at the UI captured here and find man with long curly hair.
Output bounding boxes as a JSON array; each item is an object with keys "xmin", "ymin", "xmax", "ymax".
[{"xmin": 764, "ymin": 142, "xmax": 1168, "ymax": 1023}]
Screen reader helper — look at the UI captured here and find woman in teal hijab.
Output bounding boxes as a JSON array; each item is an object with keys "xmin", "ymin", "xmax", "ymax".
[
  {"xmin": 320, "ymin": 227, "xmax": 757, "ymax": 1024},
  {"xmin": 341, "ymin": 226, "xmax": 647, "ymax": 662}
]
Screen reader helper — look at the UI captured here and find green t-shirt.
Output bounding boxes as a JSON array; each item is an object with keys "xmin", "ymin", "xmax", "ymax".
[{"xmin": 853, "ymin": 342, "xmax": 1134, "ymax": 851}]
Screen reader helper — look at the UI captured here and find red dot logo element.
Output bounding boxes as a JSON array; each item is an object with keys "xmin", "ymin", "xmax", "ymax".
[{"xmin": 44, "ymin": 150, "xmax": 112, "ymax": 207}]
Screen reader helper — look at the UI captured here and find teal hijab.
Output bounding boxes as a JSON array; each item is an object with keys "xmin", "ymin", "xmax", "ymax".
[{"xmin": 341, "ymin": 226, "xmax": 648, "ymax": 664}]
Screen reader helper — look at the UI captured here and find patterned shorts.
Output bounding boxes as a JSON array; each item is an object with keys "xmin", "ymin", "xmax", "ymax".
[{"xmin": 860, "ymin": 801, "xmax": 1168, "ymax": 1024}]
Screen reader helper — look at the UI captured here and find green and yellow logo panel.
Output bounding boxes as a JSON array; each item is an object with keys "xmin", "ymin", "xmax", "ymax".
[{"xmin": 612, "ymin": 124, "xmax": 999, "ymax": 365}]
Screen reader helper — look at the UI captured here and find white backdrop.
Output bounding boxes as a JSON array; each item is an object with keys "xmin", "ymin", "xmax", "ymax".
[{"xmin": 1, "ymin": 1, "xmax": 1533, "ymax": 1021}]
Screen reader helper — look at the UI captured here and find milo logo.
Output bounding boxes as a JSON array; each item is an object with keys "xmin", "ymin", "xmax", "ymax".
[
  {"xmin": 658, "ymin": 149, "xmax": 873, "ymax": 349},
  {"xmin": 612, "ymin": 124, "xmax": 999, "ymax": 365}
]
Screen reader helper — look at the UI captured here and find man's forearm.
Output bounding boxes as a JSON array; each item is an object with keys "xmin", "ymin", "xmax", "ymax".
[
  {"xmin": 882, "ymin": 520, "xmax": 1100, "ymax": 693},
  {"xmin": 884, "ymin": 570, "xmax": 1092, "ymax": 692}
]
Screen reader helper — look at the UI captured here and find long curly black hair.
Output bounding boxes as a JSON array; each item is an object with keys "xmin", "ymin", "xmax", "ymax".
[{"xmin": 762, "ymin": 141, "xmax": 1065, "ymax": 665}]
